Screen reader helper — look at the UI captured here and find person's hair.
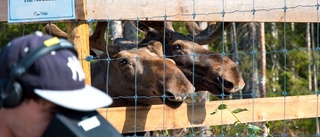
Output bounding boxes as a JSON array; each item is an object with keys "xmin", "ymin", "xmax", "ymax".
[{"xmin": 20, "ymin": 82, "xmax": 42, "ymax": 102}]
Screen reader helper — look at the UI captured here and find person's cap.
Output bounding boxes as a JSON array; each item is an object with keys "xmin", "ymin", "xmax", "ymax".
[{"xmin": 0, "ymin": 31, "xmax": 112, "ymax": 111}]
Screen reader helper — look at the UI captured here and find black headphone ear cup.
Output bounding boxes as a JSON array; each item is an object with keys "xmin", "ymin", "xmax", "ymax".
[
  {"xmin": 0, "ymin": 80, "xmax": 5, "ymax": 109},
  {"xmin": 3, "ymin": 81, "xmax": 23, "ymax": 108}
]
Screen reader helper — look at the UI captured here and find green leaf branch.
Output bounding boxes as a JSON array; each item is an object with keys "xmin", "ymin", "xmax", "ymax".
[{"xmin": 211, "ymin": 104, "xmax": 268, "ymax": 136}]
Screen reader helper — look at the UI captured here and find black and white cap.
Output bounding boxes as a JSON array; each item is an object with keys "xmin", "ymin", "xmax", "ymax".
[{"xmin": 0, "ymin": 32, "xmax": 112, "ymax": 111}]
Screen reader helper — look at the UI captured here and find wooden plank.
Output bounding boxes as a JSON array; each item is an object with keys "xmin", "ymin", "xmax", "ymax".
[
  {"xmin": 0, "ymin": 1, "xmax": 8, "ymax": 22},
  {"xmin": 86, "ymin": 0, "xmax": 320, "ymax": 22},
  {"xmin": 75, "ymin": 0, "xmax": 86, "ymax": 20},
  {"xmin": 66, "ymin": 22, "xmax": 91, "ymax": 84},
  {"xmin": 1, "ymin": 0, "xmax": 319, "ymax": 22},
  {"xmin": 98, "ymin": 95, "xmax": 320, "ymax": 133},
  {"xmin": 65, "ymin": 0, "xmax": 91, "ymax": 84}
]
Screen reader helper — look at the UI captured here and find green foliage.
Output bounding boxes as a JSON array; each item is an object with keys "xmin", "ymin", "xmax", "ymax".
[
  {"xmin": 267, "ymin": 118, "xmax": 319, "ymax": 135},
  {"xmin": 171, "ymin": 22, "xmax": 319, "ymax": 135},
  {"xmin": 211, "ymin": 104, "xmax": 269, "ymax": 136},
  {"xmin": 232, "ymin": 108, "xmax": 249, "ymax": 114},
  {"xmin": 172, "ymin": 22, "xmax": 189, "ymax": 35},
  {"xmin": 0, "ymin": 22, "xmax": 67, "ymax": 48}
]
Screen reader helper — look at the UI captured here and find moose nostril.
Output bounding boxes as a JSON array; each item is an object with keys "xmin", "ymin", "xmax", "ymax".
[
  {"xmin": 165, "ymin": 91, "xmax": 175, "ymax": 101},
  {"xmin": 224, "ymin": 81, "xmax": 234, "ymax": 89},
  {"xmin": 220, "ymin": 80, "xmax": 233, "ymax": 89},
  {"xmin": 219, "ymin": 76, "xmax": 234, "ymax": 89}
]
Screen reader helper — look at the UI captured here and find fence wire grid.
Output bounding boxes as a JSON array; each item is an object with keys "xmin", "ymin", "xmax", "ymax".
[
  {"xmin": 1, "ymin": 0, "xmax": 320, "ymax": 136},
  {"xmin": 85, "ymin": 0, "xmax": 320, "ymax": 136}
]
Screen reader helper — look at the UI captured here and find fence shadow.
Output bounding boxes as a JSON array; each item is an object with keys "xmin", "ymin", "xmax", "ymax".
[
  {"xmin": 187, "ymin": 102, "xmax": 206, "ymax": 124},
  {"xmin": 121, "ymin": 106, "xmax": 151, "ymax": 134}
]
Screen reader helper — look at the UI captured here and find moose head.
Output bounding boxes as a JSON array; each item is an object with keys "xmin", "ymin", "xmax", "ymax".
[{"xmin": 131, "ymin": 21, "xmax": 245, "ymax": 95}]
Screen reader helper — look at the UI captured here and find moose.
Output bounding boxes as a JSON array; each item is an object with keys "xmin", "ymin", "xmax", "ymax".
[
  {"xmin": 120, "ymin": 21, "xmax": 245, "ymax": 95},
  {"xmin": 44, "ymin": 21, "xmax": 245, "ymax": 101},
  {"xmin": 45, "ymin": 22, "xmax": 194, "ymax": 108},
  {"xmin": 91, "ymin": 41, "xmax": 194, "ymax": 108}
]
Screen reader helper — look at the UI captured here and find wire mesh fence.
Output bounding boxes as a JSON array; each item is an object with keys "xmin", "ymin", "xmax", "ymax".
[
  {"xmin": 1, "ymin": 0, "xmax": 320, "ymax": 136},
  {"xmin": 94, "ymin": 1, "xmax": 320, "ymax": 136}
]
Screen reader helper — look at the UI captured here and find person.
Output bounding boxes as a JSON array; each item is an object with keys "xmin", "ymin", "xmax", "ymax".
[{"xmin": 0, "ymin": 31, "xmax": 114, "ymax": 137}]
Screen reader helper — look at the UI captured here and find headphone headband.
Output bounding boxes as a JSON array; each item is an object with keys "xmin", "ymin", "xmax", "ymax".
[{"xmin": 9, "ymin": 38, "xmax": 75, "ymax": 80}]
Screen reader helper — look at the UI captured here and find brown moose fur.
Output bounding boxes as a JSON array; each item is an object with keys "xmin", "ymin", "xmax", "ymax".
[
  {"xmin": 45, "ymin": 21, "xmax": 245, "ymax": 99},
  {"xmin": 127, "ymin": 21, "xmax": 245, "ymax": 95},
  {"xmin": 44, "ymin": 23, "xmax": 194, "ymax": 108},
  {"xmin": 91, "ymin": 41, "xmax": 194, "ymax": 108},
  {"xmin": 165, "ymin": 39, "xmax": 245, "ymax": 95}
]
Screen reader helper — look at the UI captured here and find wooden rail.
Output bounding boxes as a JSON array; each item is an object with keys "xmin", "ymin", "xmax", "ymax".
[
  {"xmin": 98, "ymin": 95, "xmax": 320, "ymax": 133},
  {"xmin": 86, "ymin": 0, "xmax": 320, "ymax": 22},
  {"xmin": 1, "ymin": 0, "xmax": 320, "ymax": 22}
]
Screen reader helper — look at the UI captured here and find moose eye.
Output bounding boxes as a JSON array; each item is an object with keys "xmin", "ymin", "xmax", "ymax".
[
  {"xmin": 119, "ymin": 58, "xmax": 129, "ymax": 66},
  {"xmin": 172, "ymin": 45, "xmax": 181, "ymax": 50}
]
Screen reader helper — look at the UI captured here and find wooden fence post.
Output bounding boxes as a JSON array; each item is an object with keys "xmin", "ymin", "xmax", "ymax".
[
  {"xmin": 66, "ymin": 22, "xmax": 91, "ymax": 85},
  {"xmin": 65, "ymin": 0, "xmax": 91, "ymax": 85}
]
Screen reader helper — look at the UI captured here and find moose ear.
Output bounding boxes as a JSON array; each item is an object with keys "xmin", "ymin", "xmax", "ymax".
[
  {"xmin": 44, "ymin": 23, "xmax": 68, "ymax": 39},
  {"xmin": 106, "ymin": 45, "xmax": 121, "ymax": 58},
  {"xmin": 144, "ymin": 40, "xmax": 164, "ymax": 57},
  {"xmin": 130, "ymin": 21, "xmax": 149, "ymax": 34},
  {"xmin": 113, "ymin": 38, "xmax": 136, "ymax": 50}
]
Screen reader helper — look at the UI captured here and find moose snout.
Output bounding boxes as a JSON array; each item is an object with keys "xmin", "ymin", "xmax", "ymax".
[
  {"xmin": 232, "ymin": 83, "xmax": 245, "ymax": 92},
  {"xmin": 175, "ymin": 93, "xmax": 190, "ymax": 101},
  {"xmin": 165, "ymin": 91, "xmax": 192, "ymax": 102}
]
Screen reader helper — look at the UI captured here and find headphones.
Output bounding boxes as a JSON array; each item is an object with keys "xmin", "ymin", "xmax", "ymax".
[{"xmin": 0, "ymin": 37, "xmax": 76, "ymax": 109}]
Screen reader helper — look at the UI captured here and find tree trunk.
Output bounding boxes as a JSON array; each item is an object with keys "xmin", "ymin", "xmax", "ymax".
[
  {"xmin": 260, "ymin": 22, "xmax": 266, "ymax": 98},
  {"xmin": 124, "ymin": 21, "xmax": 137, "ymax": 41},
  {"xmin": 311, "ymin": 23, "xmax": 320, "ymax": 135},
  {"xmin": 111, "ymin": 20, "xmax": 123, "ymax": 40},
  {"xmin": 307, "ymin": 23, "xmax": 312, "ymax": 91},
  {"xmin": 311, "ymin": 23, "xmax": 317, "ymax": 93},
  {"xmin": 231, "ymin": 22, "xmax": 242, "ymax": 99},
  {"xmin": 271, "ymin": 23, "xmax": 279, "ymax": 92},
  {"xmin": 259, "ymin": 22, "xmax": 269, "ymax": 137},
  {"xmin": 232, "ymin": 22, "xmax": 239, "ymax": 66},
  {"xmin": 250, "ymin": 22, "xmax": 260, "ymax": 98}
]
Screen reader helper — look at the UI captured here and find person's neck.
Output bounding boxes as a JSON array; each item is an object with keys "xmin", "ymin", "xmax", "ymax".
[{"xmin": 0, "ymin": 109, "xmax": 14, "ymax": 137}]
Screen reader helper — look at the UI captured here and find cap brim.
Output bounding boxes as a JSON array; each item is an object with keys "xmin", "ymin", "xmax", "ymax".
[{"xmin": 34, "ymin": 85, "xmax": 112, "ymax": 111}]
